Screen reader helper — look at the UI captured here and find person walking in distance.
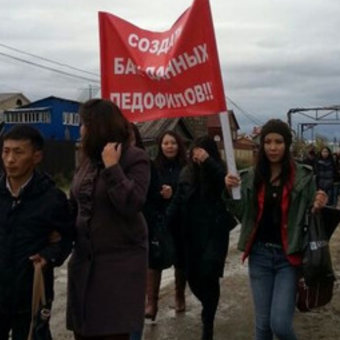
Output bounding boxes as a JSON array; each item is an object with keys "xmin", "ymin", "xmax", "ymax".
[{"xmin": 315, "ymin": 146, "xmax": 336, "ymax": 206}]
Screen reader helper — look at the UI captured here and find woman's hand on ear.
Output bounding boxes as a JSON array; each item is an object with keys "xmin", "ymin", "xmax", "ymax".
[{"xmin": 102, "ymin": 143, "xmax": 122, "ymax": 168}]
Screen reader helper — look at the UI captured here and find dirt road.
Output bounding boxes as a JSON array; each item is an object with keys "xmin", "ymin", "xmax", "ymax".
[{"xmin": 51, "ymin": 226, "xmax": 340, "ymax": 339}]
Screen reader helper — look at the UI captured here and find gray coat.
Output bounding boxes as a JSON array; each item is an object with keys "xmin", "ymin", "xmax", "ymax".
[{"xmin": 67, "ymin": 146, "xmax": 150, "ymax": 336}]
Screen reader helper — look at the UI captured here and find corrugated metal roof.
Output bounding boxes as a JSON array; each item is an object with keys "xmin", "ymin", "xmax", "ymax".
[
  {"xmin": 137, "ymin": 117, "xmax": 193, "ymax": 141},
  {"xmin": 137, "ymin": 118, "xmax": 179, "ymax": 138}
]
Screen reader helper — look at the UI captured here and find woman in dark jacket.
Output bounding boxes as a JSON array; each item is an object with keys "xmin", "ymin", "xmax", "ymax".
[
  {"xmin": 67, "ymin": 99, "xmax": 150, "ymax": 340},
  {"xmin": 315, "ymin": 146, "xmax": 336, "ymax": 205},
  {"xmin": 167, "ymin": 136, "xmax": 236, "ymax": 340},
  {"xmin": 144, "ymin": 131, "xmax": 187, "ymax": 321}
]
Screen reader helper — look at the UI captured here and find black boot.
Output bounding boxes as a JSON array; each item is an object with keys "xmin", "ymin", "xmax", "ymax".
[
  {"xmin": 201, "ymin": 308, "xmax": 214, "ymax": 340},
  {"xmin": 201, "ymin": 323, "xmax": 213, "ymax": 340}
]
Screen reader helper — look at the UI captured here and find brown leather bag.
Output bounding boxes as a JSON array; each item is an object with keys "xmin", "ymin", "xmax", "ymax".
[{"xmin": 296, "ymin": 276, "xmax": 334, "ymax": 312}]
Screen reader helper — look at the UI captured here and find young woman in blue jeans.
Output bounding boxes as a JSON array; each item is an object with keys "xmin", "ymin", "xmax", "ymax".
[{"xmin": 225, "ymin": 119, "xmax": 328, "ymax": 340}]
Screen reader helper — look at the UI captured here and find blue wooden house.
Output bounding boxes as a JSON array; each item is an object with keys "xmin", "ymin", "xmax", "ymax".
[{"xmin": 3, "ymin": 96, "xmax": 81, "ymax": 141}]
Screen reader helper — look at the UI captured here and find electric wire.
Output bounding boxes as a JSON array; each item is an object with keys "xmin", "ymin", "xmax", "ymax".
[
  {"xmin": 0, "ymin": 51, "xmax": 100, "ymax": 83},
  {"xmin": 226, "ymin": 95, "xmax": 263, "ymax": 126},
  {"xmin": 0, "ymin": 42, "xmax": 99, "ymax": 77},
  {"xmin": 0, "ymin": 44, "xmax": 263, "ymax": 131}
]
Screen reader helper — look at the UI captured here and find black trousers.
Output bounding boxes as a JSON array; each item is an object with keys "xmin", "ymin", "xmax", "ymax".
[
  {"xmin": 0, "ymin": 312, "xmax": 31, "ymax": 340},
  {"xmin": 187, "ymin": 270, "xmax": 220, "ymax": 327}
]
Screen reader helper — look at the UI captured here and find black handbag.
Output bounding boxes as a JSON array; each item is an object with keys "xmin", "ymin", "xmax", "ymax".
[
  {"xmin": 27, "ymin": 263, "xmax": 52, "ymax": 340},
  {"xmin": 296, "ymin": 276, "xmax": 334, "ymax": 312},
  {"xmin": 296, "ymin": 210, "xmax": 335, "ymax": 312},
  {"xmin": 301, "ymin": 211, "xmax": 335, "ymax": 286},
  {"xmin": 149, "ymin": 215, "xmax": 175, "ymax": 270}
]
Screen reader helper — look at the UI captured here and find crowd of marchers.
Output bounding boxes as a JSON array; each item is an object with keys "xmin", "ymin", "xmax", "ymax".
[
  {"xmin": 300, "ymin": 144, "xmax": 340, "ymax": 207},
  {"xmin": 0, "ymin": 99, "xmax": 330, "ymax": 340}
]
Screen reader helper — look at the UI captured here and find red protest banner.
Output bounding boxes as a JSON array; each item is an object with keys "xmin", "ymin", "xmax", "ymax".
[{"xmin": 99, "ymin": 0, "xmax": 226, "ymax": 122}]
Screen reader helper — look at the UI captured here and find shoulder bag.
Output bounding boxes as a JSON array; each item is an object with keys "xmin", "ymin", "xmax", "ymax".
[
  {"xmin": 296, "ymin": 210, "xmax": 335, "ymax": 312},
  {"xmin": 27, "ymin": 263, "xmax": 52, "ymax": 340}
]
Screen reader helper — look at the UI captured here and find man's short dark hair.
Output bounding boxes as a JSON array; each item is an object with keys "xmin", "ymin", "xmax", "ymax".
[{"xmin": 3, "ymin": 125, "xmax": 44, "ymax": 151}]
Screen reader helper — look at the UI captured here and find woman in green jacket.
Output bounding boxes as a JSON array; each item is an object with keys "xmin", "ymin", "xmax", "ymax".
[{"xmin": 225, "ymin": 119, "xmax": 327, "ymax": 340}]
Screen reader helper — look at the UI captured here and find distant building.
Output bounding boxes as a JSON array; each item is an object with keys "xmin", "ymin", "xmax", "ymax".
[
  {"xmin": 234, "ymin": 136, "xmax": 257, "ymax": 167},
  {"xmin": 250, "ymin": 126, "xmax": 262, "ymax": 145},
  {"xmin": 3, "ymin": 96, "xmax": 81, "ymax": 141},
  {"xmin": 3, "ymin": 96, "xmax": 81, "ymax": 177},
  {"xmin": 206, "ymin": 111, "xmax": 257, "ymax": 166},
  {"xmin": 204, "ymin": 110, "xmax": 240, "ymax": 160},
  {"xmin": 184, "ymin": 116, "xmax": 208, "ymax": 137},
  {"xmin": 206, "ymin": 110, "xmax": 239, "ymax": 142},
  {"xmin": 0, "ymin": 93, "xmax": 30, "ymax": 121}
]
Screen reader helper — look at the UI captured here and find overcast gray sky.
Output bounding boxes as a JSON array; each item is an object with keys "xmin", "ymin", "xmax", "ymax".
[{"xmin": 1, "ymin": 0, "xmax": 340, "ymax": 135}]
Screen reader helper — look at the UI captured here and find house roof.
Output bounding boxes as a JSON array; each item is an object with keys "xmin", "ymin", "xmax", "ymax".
[
  {"xmin": 22, "ymin": 96, "xmax": 80, "ymax": 107},
  {"xmin": 137, "ymin": 117, "xmax": 194, "ymax": 142},
  {"xmin": 234, "ymin": 137, "xmax": 256, "ymax": 151},
  {"xmin": 0, "ymin": 93, "xmax": 30, "ymax": 104},
  {"xmin": 206, "ymin": 110, "xmax": 240, "ymax": 130}
]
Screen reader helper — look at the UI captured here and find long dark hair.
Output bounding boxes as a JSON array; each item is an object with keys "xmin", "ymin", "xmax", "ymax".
[
  {"xmin": 154, "ymin": 130, "xmax": 187, "ymax": 169},
  {"xmin": 129, "ymin": 123, "xmax": 145, "ymax": 150},
  {"xmin": 254, "ymin": 134, "xmax": 292, "ymax": 191},
  {"xmin": 80, "ymin": 99, "xmax": 130, "ymax": 162},
  {"xmin": 317, "ymin": 146, "xmax": 336, "ymax": 176},
  {"xmin": 318, "ymin": 146, "xmax": 333, "ymax": 161}
]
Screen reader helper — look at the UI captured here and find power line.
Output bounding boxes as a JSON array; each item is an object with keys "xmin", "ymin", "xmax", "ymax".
[
  {"xmin": 227, "ymin": 96, "xmax": 262, "ymax": 125},
  {"xmin": 226, "ymin": 95, "xmax": 263, "ymax": 126},
  {"xmin": 0, "ymin": 42, "xmax": 99, "ymax": 77},
  {"xmin": 0, "ymin": 44, "xmax": 265, "ymax": 125},
  {"xmin": 0, "ymin": 51, "xmax": 100, "ymax": 83}
]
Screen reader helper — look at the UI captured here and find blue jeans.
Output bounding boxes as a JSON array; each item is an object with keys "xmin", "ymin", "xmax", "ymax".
[{"xmin": 248, "ymin": 242, "xmax": 298, "ymax": 340}]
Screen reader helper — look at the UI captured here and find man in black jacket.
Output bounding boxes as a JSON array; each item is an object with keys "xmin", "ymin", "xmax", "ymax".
[{"xmin": 0, "ymin": 125, "xmax": 74, "ymax": 340}]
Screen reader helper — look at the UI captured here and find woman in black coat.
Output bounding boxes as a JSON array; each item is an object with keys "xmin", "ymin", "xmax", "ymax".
[
  {"xmin": 315, "ymin": 146, "xmax": 336, "ymax": 205},
  {"xmin": 167, "ymin": 136, "xmax": 236, "ymax": 340},
  {"xmin": 144, "ymin": 130, "xmax": 187, "ymax": 321}
]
